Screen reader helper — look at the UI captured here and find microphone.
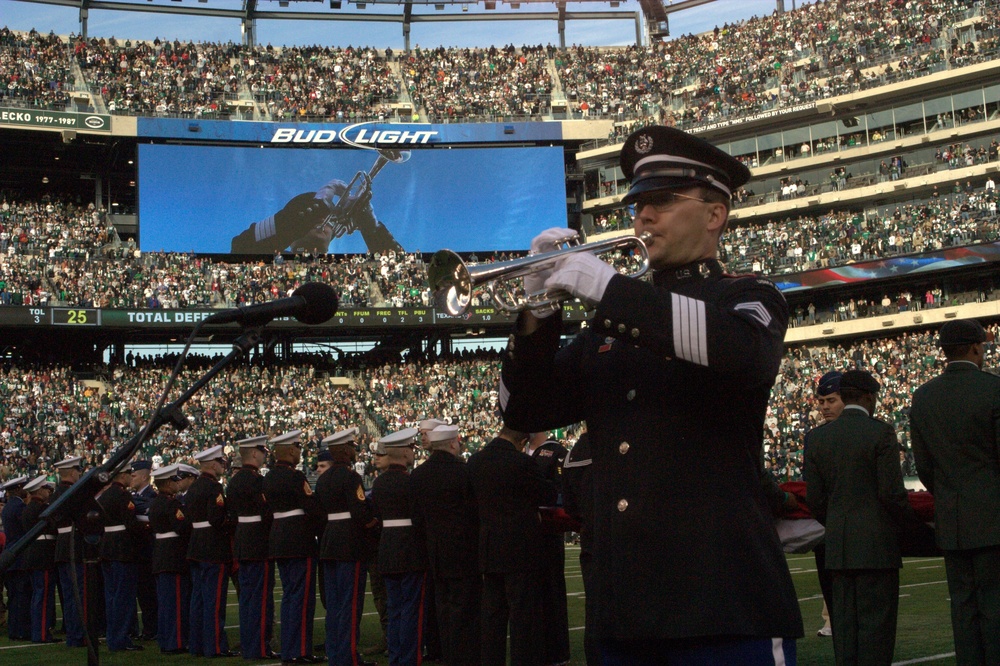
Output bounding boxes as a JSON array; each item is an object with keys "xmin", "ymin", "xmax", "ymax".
[{"xmin": 203, "ymin": 282, "xmax": 339, "ymax": 326}]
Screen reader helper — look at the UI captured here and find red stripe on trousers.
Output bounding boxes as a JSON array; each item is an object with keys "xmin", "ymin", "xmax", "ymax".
[
  {"xmin": 351, "ymin": 562, "xmax": 361, "ymax": 666},
  {"xmin": 301, "ymin": 558, "xmax": 313, "ymax": 656},
  {"xmin": 176, "ymin": 574, "xmax": 183, "ymax": 650},
  {"xmin": 416, "ymin": 572, "xmax": 426, "ymax": 666},
  {"xmin": 260, "ymin": 565, "xmax": 269, "ymax": 657},
  {"xmin": 215, "ymin": 566, "xmax": 225, "ymax": 655},
  {"xmin": 41, "ymin": 571, "xmax": 50, "ymax": 641}
]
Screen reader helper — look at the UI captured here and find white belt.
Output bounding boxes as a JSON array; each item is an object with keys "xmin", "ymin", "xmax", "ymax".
[
  {"xmin": 136, "ymin": 515, "xmax": 150, "ymax": 522},
  {"xmin": 273, "ymin": 509, "xmax": 305, "ymax": 519},
  {"xmin": 383, "ymin": 519, "xmax": 412, "ymax": 528},
  {"xmin": 156, "ymin": 532, "xmax": 180, "ymax": 540},
  {"xmin": 238, "ymin": 515, "xmax": 263, "ymax": 524},
  {"xmin": 105, "ymin": 525, "xmax": 126, "ymax": 533},
  {"xmin": 57, "ymin": 526, "xmax": 73, "ymax": 534},
  {"xmin": 192, "ymin": 521, "xmax": 211, "ymax": 529},
  {"xmin": 327, "ymin": 512, "xmax": 350, "ymax": 521},
  {"xmin": 37, "ymin": 535, "xmax": 56, "ymax": 541}
]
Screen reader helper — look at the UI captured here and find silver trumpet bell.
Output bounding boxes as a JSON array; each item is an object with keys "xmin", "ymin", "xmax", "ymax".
[{"xmin": 428, "ymin": 232, "xmax": 651, "ymax": 316}]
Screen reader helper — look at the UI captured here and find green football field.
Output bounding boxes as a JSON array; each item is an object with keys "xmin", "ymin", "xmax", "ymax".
[{"xmin": 0, "ymin": 549, "xmax": 958, "ymax": 665}]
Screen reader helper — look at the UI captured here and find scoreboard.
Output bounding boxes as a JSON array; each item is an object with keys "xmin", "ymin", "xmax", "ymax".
[{"xmin": 5, "ymin": 303, "xmax": 594, "ymax": 330}]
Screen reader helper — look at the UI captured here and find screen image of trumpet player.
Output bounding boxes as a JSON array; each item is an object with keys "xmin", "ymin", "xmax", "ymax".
[{"xmin": 137, "ymin": 143, "xmax": 566, "ymax": 255}]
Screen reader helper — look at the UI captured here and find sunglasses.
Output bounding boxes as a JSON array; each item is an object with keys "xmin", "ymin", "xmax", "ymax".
[{"xmin": 627, "ymin": 191, "xmax": 708, "ymax": 217}]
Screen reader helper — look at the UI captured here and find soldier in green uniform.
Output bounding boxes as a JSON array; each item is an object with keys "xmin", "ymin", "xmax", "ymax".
[
  {"xmin": 910, "ymin": 319, "xmax": 1000, "ymax": 666},
  {"xmin": 803, "ymin": 370, "xmax": 915, "ymax": 666}
]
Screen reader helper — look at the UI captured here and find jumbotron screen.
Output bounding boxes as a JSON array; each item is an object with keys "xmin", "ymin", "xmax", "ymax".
[{"xmin": 137, "ymin": 143, "xmax": 567, "ymax": 255}]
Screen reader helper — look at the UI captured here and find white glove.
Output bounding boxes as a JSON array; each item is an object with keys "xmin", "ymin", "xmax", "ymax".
[
  {"xmin": 543, "ymin": 253, "xmax": 618, "ymax": 308},
  {"xmin": 524, "ymin": 228, "xmax": 579, "ymax": 318}
]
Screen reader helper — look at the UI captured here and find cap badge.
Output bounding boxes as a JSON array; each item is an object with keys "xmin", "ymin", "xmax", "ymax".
[
  {"xmin": 635, "ymin": 134, "xmax": 654, "ymax": 155},
  {"xmin": 699, "ymin": 263, "xmax": 711, "ymax": 278}
]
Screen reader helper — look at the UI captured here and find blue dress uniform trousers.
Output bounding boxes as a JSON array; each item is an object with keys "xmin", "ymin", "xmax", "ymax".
[
  {"xmin": 323, "ymin": 560, "xmax": 367, "ymax": 666},
  {"xmin": 102, "ymin": 560, "xmax": 138, "ymax": 650},
  {"xmin": 57, "ymin": 562, "xmax": 87, "ymax": 647},
  {"xmin": 600, "ymin": 636, "xmax": 798, "ymax": 665},
  {"xmin": 385, "ymin": 571, "xmax": 425, "ymax": 666},
  {"xmin": 6, "ymin": 570, "xmax": 32, "ymax": 639},
  {"xmin": 238, "ymin": 560, "xmax": 276, "ymax": 659},
  {"xmin": 156, "ymin": 572, "xmax": 191, "ymax": 652},
  {"xmin": 189, "ymin": 561, "xmax": 230, "ymax": 657},
  {"xmin": 277, "ymin": 557, "xmax": 317, "ymax": 661},
  {"xmin": 29, "ymin": 569, "xmax": 57, "ymax": 643}
]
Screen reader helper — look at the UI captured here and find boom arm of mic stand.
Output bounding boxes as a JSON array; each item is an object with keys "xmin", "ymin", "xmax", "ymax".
[{"xmin": 0, "ymin": 327, "xmax": 263, "ymax": 574}]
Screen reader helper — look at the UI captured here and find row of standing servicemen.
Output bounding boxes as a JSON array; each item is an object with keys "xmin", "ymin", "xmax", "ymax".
[{"xmin": 0, "ymin": 420, "xmax": 587, "ymax": 666}]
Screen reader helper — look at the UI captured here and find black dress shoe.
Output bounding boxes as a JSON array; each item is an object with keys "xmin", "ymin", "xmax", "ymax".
[
  {"xmin": 209, "ymin": 650, "xmax": 240, "ymax": 658},
  {"xmin": 161, "ymin": 648, "xmax": 188, "ymax": 655},
  {"xmin": 122, "ymin": 644, "xmax": 145, "ymax": 651}
]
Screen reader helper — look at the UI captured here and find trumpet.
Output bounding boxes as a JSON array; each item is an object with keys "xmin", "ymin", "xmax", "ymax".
[{"xmin": 427, "ymin": 232, "xmax": 651, "ymax": 316}]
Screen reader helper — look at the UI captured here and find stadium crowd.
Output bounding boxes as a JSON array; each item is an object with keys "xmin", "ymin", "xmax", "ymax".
[
  {"xmin": 1, "ymin": 0, "xmax": 997, "ymax": 125},
  {"xmin": 0, "ymin": 324, "xmax": 997, "ymax": 492}
]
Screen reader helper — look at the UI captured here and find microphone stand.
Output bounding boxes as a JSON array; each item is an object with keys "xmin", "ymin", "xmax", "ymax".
[{"xmin": 0, "ymin": 326, "xmax": 263, "ymax": 665}]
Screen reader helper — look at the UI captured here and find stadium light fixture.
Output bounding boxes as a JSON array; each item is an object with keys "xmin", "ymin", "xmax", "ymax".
[
  {"xmin": 330, "ymin": 0, "xmax": 341, "ymax": 7},
  {"xmin": 435, "ymin": 3, "xmax": 444, "ymax": 7},
  {"xmin": 462, "ymin": 3, "xmax": 468, "ymax": 10},
  {"xmin": 357, "ymin": 2, "xmax": 366, "ymax": 8},
  {"xmin": 485, "ymin": 1, "xmax": 496, "ymax": 7},
  {"xmin": 279, "ymin": 1, "xmax": 289, "ymax": 5},
  {"xmin": 511, "ymin": 1, "xmax": 520, "ymax": 7}
]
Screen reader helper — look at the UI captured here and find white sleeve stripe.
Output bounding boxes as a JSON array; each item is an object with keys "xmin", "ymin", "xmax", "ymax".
[
  {"xmin": 673, "ymin": 293, "xmax": 708, "ymax": 366},
  {"xmin": 671, "ymin": 293, "xmax": 687, "ymax": 362},
  {"xmin": 695, "ymin": 297, "xmax": 708, "ymax": 366},
  {"xmin": 254, "ymin": 215, "xmax": 276, "ymax": 242},
  {"xmin": 498, "ymin": 376, "xmax": 510, "ymax": 411}
]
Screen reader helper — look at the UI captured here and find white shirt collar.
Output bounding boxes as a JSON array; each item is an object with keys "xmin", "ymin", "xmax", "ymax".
[{"xmin": 844, "ymin": 404, "xmax": 870, "ymax": 417}]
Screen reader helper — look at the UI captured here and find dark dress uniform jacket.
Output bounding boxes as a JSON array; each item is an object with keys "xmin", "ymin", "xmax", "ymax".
[
  {"xmin": 53, "ymin": 482, "xmax": 88, "ymax": 564},
  {"xmin": 409, "ymin": 450, "xmax": 479, "ymax": 579},
  {"xmin": 149, "ymin": 492, "xmax": 191, "ymax": 574},
  {"xmin": 227, "ymin": 466, "xmax": 272, "ymax": 562},
  {"xmin": 316, "ymin": 463, "xmax": 374, "ymax": 562},
  {"xmin": 466, "ymin": 438, "xmax": 556, "ymax": 574},
  {"xmin": 803, "ymin": 407, "xmax": 914, "ymax": 569},
  {"xmin": 98, "ymin": 482, "xmax": 142, "ymax": 562},
  {"xmin": 500, "ymin": 262, "xmax": 803, "ymax": 642},
  {"xmin": 185, "ymin": 473, "xmax": 231, "ymax": 564},
  {"xmin": 261, "ymin": 461, "xmax": 322, "ymax": 559},
  {"xmin": 2, "ymin": 495, "xmax": 27, "ymax": 570},
  {"xmin": 21, "ymin": 498, "xmax": 56, "ymax": 570},
  {"xmin": 910, "ymin": 361, "xmax": 1000, "ymax": 550},
  {"xmin": 370, "ymin": 465, "xmax": 427, "ymax": 575}
]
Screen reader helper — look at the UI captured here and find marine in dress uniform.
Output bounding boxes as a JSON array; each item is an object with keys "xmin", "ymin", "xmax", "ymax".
[
  {"xmin": 52, "ymin": 456, "xmax": 90, "ymax": 648},
  {"xmin": 316, "ymin": 427, "xmax": 379, "ymax": 666},
  {"xmin": 148, "ymin": 463, "xmax": 192, "ymax": 654},
  {"xmin": 97, "ymin": 467, "xmax": 144, "ymax": 652},
  {"xmin": 499, "ymin": 125, "xmax": 803, "ymax": 664},
  {"xmin": 369, "ymin": 428, "xmax": 427, "ymax": 666},
  {"xmin": 466, "ymin": 426, "xmax": 556, "ymax": 666},
  {"xmin": 130, "ymin": 459, "xmax": 159, "ymax": 641},
  {"xmin": 228, "ymin": 435, "xmax": 276, "ymax": 660},
  {"xmin": 910, "ymin": 319, "xmax": 1000, "ymax": 665},
  {"xmin": 803, "ymin": 371, "xmax": 916, "ymax": 666},
  {"xmin": 561, "ymin": 432, "xmax": 596, "ymax": 666},
  {"xmin": 527, "ymin": 432, "xmax": 570, "ymax": 666},
  {"xmin": 21, "ymin": 475, "xmax": 58, "ymax": 644},
  {"xmin": 409, "ymin": 424, "xmax": 482, "ymax": 666},
  {"xmin": 262, "ymin": 429, "xmax": 325, "ymax": 665},
  {"xmin": 185, "ymin": 445, "xmax": 236, "ymax": 658},
  {"xmin": 362, "ymin": 443, "xmax": 390, "ymax": 657},
  {"xmin": 415, "ymin": 417, "xmax": 446, "ymax": 663},
  {"xmin": 1, "ymin": 476, "xmax": 32, "ymax": 640}
]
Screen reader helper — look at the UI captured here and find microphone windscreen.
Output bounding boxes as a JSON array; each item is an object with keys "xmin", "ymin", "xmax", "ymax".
[{"xmin": 293, "ymin": 282, "xmax": 339, "ymax": 325}]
